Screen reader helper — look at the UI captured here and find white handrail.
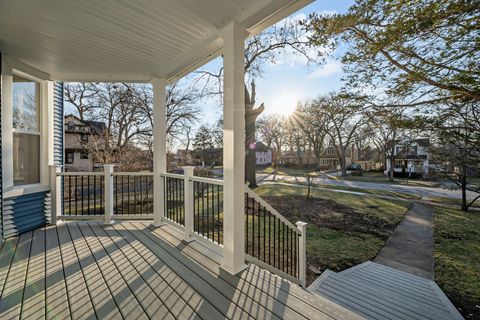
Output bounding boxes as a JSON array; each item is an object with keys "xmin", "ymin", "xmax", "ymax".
[
  {"xmin": 161, "ymin": 172, "xmax": 184, "ymax": 179},
  {"xmin": 57, "ymin": 172, "xmax": 103, "ymax": 176},
  {"xmin": 112, "ymin": 172, "xmax": 153, "ymax": 176},
  {"xmin": 189, "ymin": 176, "xmax": 224, "ymax": 185},
  {"xmin": 244, "ymin": 185, "xmax": 301, "ymax": 235}
]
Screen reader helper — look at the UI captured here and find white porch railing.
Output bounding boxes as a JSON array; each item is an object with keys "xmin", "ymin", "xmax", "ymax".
[{"xmin": 51, "ymin": 164, "xmax": 307, "ymax": 286}]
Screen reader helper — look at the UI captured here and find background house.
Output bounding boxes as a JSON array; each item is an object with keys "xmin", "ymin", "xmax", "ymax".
[
  {"xmin": 280, "ymin": 150, "xmax": 317, "ymax": 167},
  {"xmin": 192, "ymin": 147, "xmax": 223, "ymax": 167},
  {"xmin": 254, "ymin": 142, "xmax": 272, "ymax": 166},
  {"xmin": 64, "ymin": 114, "xmax": 106, "ymax": 171},
  {"xmin": 317, "ymin": 145, "xmax": 353, "ymax": 170},
  {"xmin": 385, "ymin": 138, "xmax": 430, "ymax": 178}
]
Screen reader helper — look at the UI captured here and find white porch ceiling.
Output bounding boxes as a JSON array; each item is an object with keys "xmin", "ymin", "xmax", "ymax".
[{"xmin": 0, "ymin": 0, "xmax": 312, "ymax": 83}]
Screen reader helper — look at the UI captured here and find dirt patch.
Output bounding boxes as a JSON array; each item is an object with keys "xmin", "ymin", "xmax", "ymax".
[{"xmin": 262, "ymin": 195, "xmax": 397, "ymax": 238}]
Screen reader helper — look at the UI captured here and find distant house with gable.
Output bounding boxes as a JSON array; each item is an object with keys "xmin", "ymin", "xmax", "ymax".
[
  {"xmin": 64, "ymin": 114, "xmax": 106, "ymax": 171},
  {"xmin": 385, "ymin": 138, "xmax": 430, "ymax": 178}
]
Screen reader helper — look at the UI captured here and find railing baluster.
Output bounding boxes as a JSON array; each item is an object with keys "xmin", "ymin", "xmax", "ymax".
[
  {"xmin": 216, "ymin": 184, "xmax": 220, "ymax": 243},
  {"xmin": 87, "ymin": 175, "xmax": 90, "ymax": 215},
  {"xmin": 268, "ymin": 210, "xmax": 271, "ymax": 266},
  {"xmin": 263, "ymin": 206, "xmax": 266, "ymax": 262},
  {"xmin": 206, "ymin": 183, "xmax": 210, "ymax": 239},
  {"xmin": 141, "ymin": 176, "xmax": 144, "ymax": 215},
  {"xmin": 68, "ymin": 176, "xmax": 72, "ymax": 215},
  {"xmin": 257, "ymin": 203, "xmax": 260, "ymax": 259},
  {"xmin": 273, "ymin": 215, "xmax": 276, "ymax": 268}
]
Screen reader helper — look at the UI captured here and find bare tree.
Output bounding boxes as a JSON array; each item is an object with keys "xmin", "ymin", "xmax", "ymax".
[
  {"xmin": 257, "ymin": 114, "xmax": 287, "ymax": 167},
  {"xmin": 312, "ymin": 92, "xmax": 368, "ymax": 176},
  {"xmin": 65, "ymin": 83, "xmax": 100, "ymax": 120},
  {"xmin": 295, "ymin": 101, "xmax": 328, "ymax": 168},
  {"xmin": 366, "ymin": 107, "xmax": 406, "ymax": 180}
]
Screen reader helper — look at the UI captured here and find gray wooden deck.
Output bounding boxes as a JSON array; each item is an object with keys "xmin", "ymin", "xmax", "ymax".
[
  {"xmin": 0, "ymin": 222, "xmax": 361, "ymax": 320},
  {"xmin": 309, "ymin": 261, "xmax": 463, "ymax": 320}
]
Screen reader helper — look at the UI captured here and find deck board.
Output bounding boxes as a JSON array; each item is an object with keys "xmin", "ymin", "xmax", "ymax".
[
  {"xmin": 44, "ymin": 225, "xmax": 71, "ymax": 320},
  {"xmin": 127, "ymin": 222, "xmax": 288, "ymax": 320},
  {"xmin": 111, "ymin": 223, "xmax": 223, "ymax": 320},
  {"xmin": 0, "ymin": 231, "xmax": 32, "ymax": 319},
  {"xmin": 88, "ymin": 223, "xmax": 176, "ymax": 320},
  {"xmin": 143, "ymin": 222, "xmax": 355, "ymax": 320},
  {"xmin": 77, "ymin": 223, "xmax": 148, "ymax": 320},
  {"xmin": 106, "ymin": 223, "xmax": 202, "ymax": 320},
  {"xmin": 0, "ymin": 222, "xmax": 362, "ymax": 320},
  {"xmin": 21, "ymin": 228, "xmax": 46, "ymax": 320},
  {"xmin": 0, "ymin": 237, "xmax": 18, "ymax": 298},
  {"xmin": 56, "ymin": 223, "xmax": 96, "ymax": 319},
  {"xmin": 66, "ymin": 223, "xmax": 122, "ymax": 319},
  {"xmin": 118, "ymin": 223, "xmax": 257, "ymax": 320}
]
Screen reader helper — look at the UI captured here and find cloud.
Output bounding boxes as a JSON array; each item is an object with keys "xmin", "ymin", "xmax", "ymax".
[{"xmin": 307, "ymin": 60, "xmax": 343, "ymax": 79}]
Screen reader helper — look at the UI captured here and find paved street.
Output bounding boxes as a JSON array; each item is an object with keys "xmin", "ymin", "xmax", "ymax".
[{"xmin": 257, "ymin": 172, "xmax": 477, "ymax": 200}]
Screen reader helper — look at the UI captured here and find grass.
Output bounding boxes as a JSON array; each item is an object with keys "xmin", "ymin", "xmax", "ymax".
[
  {"xmin": 427, "ymin": 196, "xmax": 480, "ymax": 209},
  {"xmin": 434, "ymin": 206, "xmax": 480, "ymax": 319},
  {"xmin": 257, "ymin": 166, "xmax": 314, "ymax": 177},
  {"xmin": 337, "ymin": 171, "xmax": 440, "ymax": 187},
  {"xmin": 311, "ymin": 183, "xmax": 421, "ymax": 200},
  {"xmin": 256, "ymin": 183, "xmax": 410, "ymax": 224},
  {"xmin": 259, "ymin": 166, "xmax": 440, "ymax": 187},
  {"xmin": 255, "ymin": 183, "xmax": 410, "ymax": 284}
]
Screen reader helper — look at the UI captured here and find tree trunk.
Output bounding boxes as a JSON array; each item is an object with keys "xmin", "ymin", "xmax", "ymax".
[
  {"xmin": 340, "ymin": 148, "xmax": 347, "ymax": 176},
  {"xmin": 244, "ymin": 81, "xmax": 264, "ymax": 188},
  {"xmin": 245, "ymin": 118, "xmax": 257, "ymax": 187},
  {"xmin": 389, "ymin": 157, "xmax": 395, "ymax": 181},
  {"xmin": 461, "ymin": 166, "xmax": 467, "ymax": 211}
]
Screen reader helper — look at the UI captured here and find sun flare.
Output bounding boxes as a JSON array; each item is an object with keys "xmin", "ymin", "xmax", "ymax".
[{"xmin": 270, "ymin": 92, "xmax": 299, "ymax": 116}]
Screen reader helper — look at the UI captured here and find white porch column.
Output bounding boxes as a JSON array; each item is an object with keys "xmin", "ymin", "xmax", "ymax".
[
  {"xmin": 152, "ymin": 78, "xmax": 167, "ymax": 226},
  {"xmin": 219, "ymin": 22, "xmax": 249, "ymax": 275}
]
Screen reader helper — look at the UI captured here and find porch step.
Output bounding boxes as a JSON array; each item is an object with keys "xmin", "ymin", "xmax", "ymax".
[{"xmin": 308, "ymin": 261, "xmax": 463, "ymax": 320}]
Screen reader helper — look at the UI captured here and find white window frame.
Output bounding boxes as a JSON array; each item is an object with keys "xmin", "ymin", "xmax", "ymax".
[
  {"xmin": 1, "ymin": 62, "xmax": 52, "ymax": 198},
  {"xmin": 12, "ymin": 78, "xmax": 41, "ymax": 186}
]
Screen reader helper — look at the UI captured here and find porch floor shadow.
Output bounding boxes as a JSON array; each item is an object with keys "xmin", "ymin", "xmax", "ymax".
[{"xmin": 0, "ymin": 222, "xmax": 360, "ymax": 320}]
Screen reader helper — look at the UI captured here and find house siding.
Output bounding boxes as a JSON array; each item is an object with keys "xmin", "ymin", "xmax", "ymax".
[
  {"xmin": 0, "ymin": 51, "xmax": 3, "ymax": 239},
  {"xmin": 53, "ymin": 82, "xmax": 64, "ymax": 165},
  {"xmin": 2, "ymin": 191, "xmax": 49, "ymax": 238}
]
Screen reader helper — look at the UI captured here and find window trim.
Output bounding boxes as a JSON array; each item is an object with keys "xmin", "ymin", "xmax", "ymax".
[
  {"xmin": 2, "ymin": 65, "xmax": 51, "ymax": 199},
  {"xmin": 12, "ymin": 76, "xmax": 41, "ymax": 186}
]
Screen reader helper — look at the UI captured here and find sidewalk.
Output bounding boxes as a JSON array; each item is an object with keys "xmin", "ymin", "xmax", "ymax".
[{"xmin": 374, "ymin": 203, "xmax": 435, "ymax": 279}]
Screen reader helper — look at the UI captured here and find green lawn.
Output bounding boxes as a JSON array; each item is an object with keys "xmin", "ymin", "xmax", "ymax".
[
  {"xmin": 256, "ymin": 183, "xmax": 410, "ymax": 224},
  {"xmin": 434, "ymin": 206, "xmax": 480, "ymax": 319},
  {"xmin": 257, "ymin": 166, "xmax": 315, "ymax": 177},
  {"xmin": 427, "ymin": 196, "xmax": 480, "ymax": 209},
  {"xmin": 255, "ymin": 183, "xmax": 410, "ymax": 284},
  {"xmin": 312, "ymin": 183, "xmax": 421, "ymax": 200},
  {"xmin": 339, "ymin": 171, "xmax": 439, "ymax": 187}
]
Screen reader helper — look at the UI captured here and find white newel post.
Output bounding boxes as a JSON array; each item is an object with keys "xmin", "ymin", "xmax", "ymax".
[
  {"xmin": 220, "ymin": 21, "xmax": 249, "ymax": 275},
  {"xmin": 104, "ymin": 164, "xmax": 115, "ymax": 224},
  {"xmin": 152, "ymin": 78, "xmax": 167, "ymax": 227},
  {"xmin": 49, "ymin": 165, "xmax": 62, "ymax": 224},
  {"xmin": 296, "ymin": 221, "xmax": 307, "ymax": 287},
  {"xmin": 183, "ymin": 166, "xmax": 195, "ymax": 241}
]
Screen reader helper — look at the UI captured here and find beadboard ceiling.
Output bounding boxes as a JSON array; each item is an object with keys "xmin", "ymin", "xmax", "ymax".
[{"xmin": 0, "ymin": 0, "xmax": 311, "ymax": 82}]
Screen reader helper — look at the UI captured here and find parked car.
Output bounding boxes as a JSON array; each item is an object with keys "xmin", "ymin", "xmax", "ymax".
[{"xmin": 347, "ymin": 163, "xmax": 363, "ymax": 176}]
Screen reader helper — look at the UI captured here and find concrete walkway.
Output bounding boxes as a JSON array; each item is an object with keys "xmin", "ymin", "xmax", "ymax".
[{"xmin": 374, "ymin": 203, "xmax": 435, "ymax": 279}]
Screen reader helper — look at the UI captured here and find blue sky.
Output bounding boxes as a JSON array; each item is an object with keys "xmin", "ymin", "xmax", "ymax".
[{"xmin": 198, "ymin": 0, "xmax": 354, "ymax": 125}]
